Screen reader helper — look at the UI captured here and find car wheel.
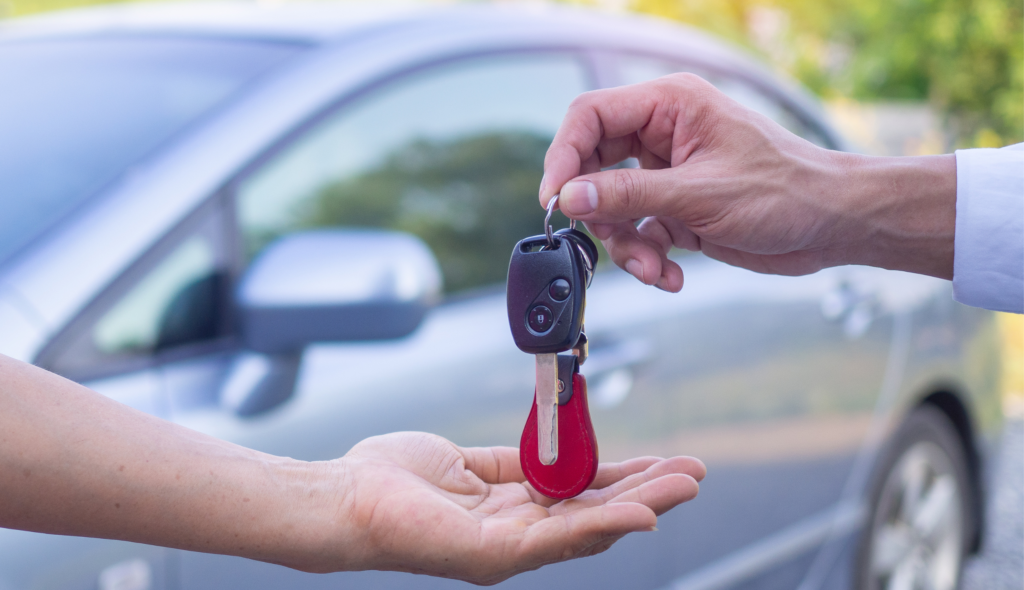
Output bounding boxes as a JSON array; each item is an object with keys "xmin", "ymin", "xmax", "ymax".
[{"xmin": 856, "ymin": 404, "xmax": 975, "ymax": 590}]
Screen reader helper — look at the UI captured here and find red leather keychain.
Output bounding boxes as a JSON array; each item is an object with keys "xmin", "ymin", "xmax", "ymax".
[
  {"xmin": 520, "ymin": 370, "xmax": 599, "ymax": 499},
  {"xmin": 508, "ymin": 197, "xmax": 601, "ymax": 500}
]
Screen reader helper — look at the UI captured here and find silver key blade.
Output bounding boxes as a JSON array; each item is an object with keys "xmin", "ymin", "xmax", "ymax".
[{"xmin": 535, "ymin": 353, "xmax": 558, "ymax": 465}]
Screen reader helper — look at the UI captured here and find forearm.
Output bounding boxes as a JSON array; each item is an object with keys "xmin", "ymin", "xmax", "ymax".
[
  {"xmin": 0, "ymin": 354, "xmax": 348, "ymax": 570},
  {"xmin": 824, "ymin": 152, "xmax": 957, "ymax": 279}
]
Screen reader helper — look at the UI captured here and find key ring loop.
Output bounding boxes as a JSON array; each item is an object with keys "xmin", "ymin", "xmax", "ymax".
[
  {"xmin": 544, "ymin": 195, "xmax": 558, "ymax": 247},
  {"xmin": 544, "ymin": 195, "xmax": 576, "ymax": 249}
]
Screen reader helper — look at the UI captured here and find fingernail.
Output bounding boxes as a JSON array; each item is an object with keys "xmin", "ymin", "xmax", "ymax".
[
  {"xmin": 625, "ymin": 259, "xmax": 644, "ymax": 282},
  {"xmin": 561, "ymin": 180, "xmax": 598, "ymax": 215},
  {"xmin": 538, "ymin": 175, "xmax": 547, "ymax": 199},
  {"xmin": 655, "ymin": 277, "xmax": 672, "ymax": 292},
  {"xmin": 643, "ymin": 526, "xmax": 659, "ymax": 532}
]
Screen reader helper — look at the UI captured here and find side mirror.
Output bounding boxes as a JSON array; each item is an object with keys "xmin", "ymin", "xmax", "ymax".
[{"xmin": 236, "ymin": 229, "xmax": 442, "ymax": 354}]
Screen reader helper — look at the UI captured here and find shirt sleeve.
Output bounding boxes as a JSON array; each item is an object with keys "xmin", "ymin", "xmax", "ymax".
[{"xmin": 952, "ymin": 143, "xmax": 1024, "ymax": 314}]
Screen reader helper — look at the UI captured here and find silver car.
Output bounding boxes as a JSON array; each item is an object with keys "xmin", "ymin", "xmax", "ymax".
[{"xmin": 0, "ymin": 4, "xmax": 1002, "ymax": 590}]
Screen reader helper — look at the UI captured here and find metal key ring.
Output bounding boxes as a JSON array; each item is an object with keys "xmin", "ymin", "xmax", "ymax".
[{"xmin": 544, "ymin": 195, "xmax": 576, "ymax": 248}]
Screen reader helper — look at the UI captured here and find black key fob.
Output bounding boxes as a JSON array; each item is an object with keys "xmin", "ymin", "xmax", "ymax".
[{"xmin": 506, "ymin": 234, "xmax": 586, "ymax": 354}]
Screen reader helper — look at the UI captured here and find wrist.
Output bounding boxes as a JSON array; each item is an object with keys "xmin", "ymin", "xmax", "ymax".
[
  {"xmin": 249, "ymin": 456, "xmax": 360, "ymax": 573},
  {"xmin": 824, "ymin": 152, "xmax": 956, "ymax": 279}
]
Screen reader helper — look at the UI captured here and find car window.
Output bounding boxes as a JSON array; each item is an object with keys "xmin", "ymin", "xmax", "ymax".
[
  {"xmin": 93, "ymin": 237, "xmax": 217, "ymax": 355},
  {"xmin": 236, "ymin": 53, "xmax": 591, "ymax": 294},
  {"xmin": 0, "ymin": 36, "xmax": 305, "ymax": 267},
  {"xmin": 42, "ymin": 206, "xmax": 230, "ymax": 379},
  {"xmin": 614, "ymin": 54, "xmax": 830, "ymax": 147}
]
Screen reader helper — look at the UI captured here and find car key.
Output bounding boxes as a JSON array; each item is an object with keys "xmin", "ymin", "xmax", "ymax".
[
  {"xmin": 507, "ymin": 197, "xmax": 587, "ymax": 463},
  {"xmin": 507, "ymin": 196, "xmax": 599, "ymax": 498}
]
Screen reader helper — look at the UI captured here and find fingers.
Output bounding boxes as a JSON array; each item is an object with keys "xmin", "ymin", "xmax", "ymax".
[
  {"xmin": 589, "ymin": 456, "xmax": 663, "ymax": 489},
  {"xmin": 634, "ymin": 222, "xmax": 684, "ymax": 291},
  {"xmin": 519, "ymin": 502, "xmax": 656, "ymax": 566},
  {"xmin": 552, "ymin": 456, "xmax": 706, "ymax": 515},
  {"xmin": 583, "ymin": 220, "xmax": 628, "ymax": 241},
  {"xmin": 640, "ymin": 216, "xmax": 701, "ymax": 251},
  {"xmin": 541, "ymin": 75, "xmax": 713, "ymax": 209},
  {"xmin": 557, "ymin": 167, "xmax": 681, "ymax": 222},
  {"xmin": 593, "ymin": 134, "xmax": 644, "ymax": 169},
  {"xmin": 600, "ymin": 222, "xmax": 684, "ymax": 292},
  {"xmin": 644, "ymin": 455, "xmax": 706, "ymax": 483},
  {"xmin": 603, "ymin": 224, "xmax": 666, "ymax": 286},
  {"xmin": 459, "ymin": 446, "xmax": 525, "ymax": 485},
  {"xmin": 639, "ymin": 143, "xmax": 671, "ymax": 170},
  {"xmin": 608, "ymin": 473, "xmax": 700, "ymax": 516},
  {"xmin": 541, "ymin": 85, "xmax": 663, "ymax": 207}
]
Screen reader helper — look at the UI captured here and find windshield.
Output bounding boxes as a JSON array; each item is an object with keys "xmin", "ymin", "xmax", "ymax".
[{"xmin": 0, "ymin": 35, "xmax": 306, "ymax": 265}]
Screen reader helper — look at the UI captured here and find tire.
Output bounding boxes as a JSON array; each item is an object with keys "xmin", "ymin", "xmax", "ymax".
[{"xmin": 855, "ymin": 404, "xmax": 976, "ymax": 590}]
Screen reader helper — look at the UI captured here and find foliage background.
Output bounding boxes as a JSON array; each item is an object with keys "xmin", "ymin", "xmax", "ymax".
[{"xmin": 627, "ymin": 0, "xmax": 1022, "ymax": 149}]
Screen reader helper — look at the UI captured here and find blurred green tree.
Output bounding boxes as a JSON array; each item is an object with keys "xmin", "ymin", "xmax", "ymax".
[
  {"xmin": 631, "ymin": 0, "xmax": 1023, "ymax": 147},
  {"xmin": 5, "ymin": 0, "xmax": 126, "ymax": 17}
]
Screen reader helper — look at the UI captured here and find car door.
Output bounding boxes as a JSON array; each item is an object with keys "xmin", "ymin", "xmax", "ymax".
[
  {"xmin": 581, "ymin": 53, "xmax": 901, "ymax": 589},
  {"xmin": 169, "ymin": 50, "xmax": 612, "ymax": 588}
]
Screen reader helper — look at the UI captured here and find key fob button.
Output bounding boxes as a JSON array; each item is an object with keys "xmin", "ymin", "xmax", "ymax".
[
  {"xmin": 549, "ymin": 278, "xmax": 571, "ymax": 301},
  {"xmin": 528, "ymin": 305, "xmax": 554, "ymax": 333}
]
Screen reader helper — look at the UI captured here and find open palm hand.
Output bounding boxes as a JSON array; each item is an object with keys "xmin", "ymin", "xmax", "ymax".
[{"xmin": 335, "ymin": 432, "xmax": 705, "ymax": 585}]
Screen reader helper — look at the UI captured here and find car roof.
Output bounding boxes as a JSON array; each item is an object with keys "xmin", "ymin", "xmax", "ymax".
[
  {"xmin": 0, "ymin": 1, "xmax": 694, "ymax": 45},
  {"xmin": 0, "ymin": 1, "xmax": 829, "ymax": 122},
  {"xmin": 0, "ymin": 1, "xmax": 428, "ymax": 44},
  {"xmin": 0, "ymin": 1, "xmax": 769, "ymax": 68},
  {"xmin": 0, "ymin": 2, "xmax": 825, "ymax": 122}
]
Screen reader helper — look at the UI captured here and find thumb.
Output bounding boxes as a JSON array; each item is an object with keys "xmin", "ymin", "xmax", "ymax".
[{"xmin": 557, "ymin": 167, "xmax": 676, "ymax": 223}]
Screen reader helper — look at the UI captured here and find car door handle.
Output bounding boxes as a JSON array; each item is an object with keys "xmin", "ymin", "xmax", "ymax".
[
  {"xmin": 821, "ymin": 280, "xmax": 878, "ymax": 338},
  {"xmin": 584, "ymin": 338, "xmax": 652, "ymax": 409}
]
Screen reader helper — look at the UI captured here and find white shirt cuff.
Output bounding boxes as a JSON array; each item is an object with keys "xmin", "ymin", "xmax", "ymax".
[{"xmin": 953, "ymin": 143, "xmax": 1024, "ymax": 313}]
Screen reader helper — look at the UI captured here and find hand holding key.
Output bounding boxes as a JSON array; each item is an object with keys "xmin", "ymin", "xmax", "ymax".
[
  {"xmin": 337, "ymin": 432, "xmax": 704, "ymax": 585},
  {"xmin": 540, "ymin": 74, "xmax": 958, "ymax": 287}
]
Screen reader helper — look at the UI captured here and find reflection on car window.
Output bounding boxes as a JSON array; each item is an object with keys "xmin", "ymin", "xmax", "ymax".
[
  {"xmin": 238, "ymin": 53, "xmax": 590, "ymax": 293},
  {"xmin": 94, "ymin": 237, "xmax": 217, "ymax": 355},
  {"xmin": 615, "ymin": 55, "xmax": 829, "ymax": 147}
]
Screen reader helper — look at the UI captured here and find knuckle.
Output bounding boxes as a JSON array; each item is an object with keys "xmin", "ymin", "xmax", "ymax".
[
  {"xmin": 664, "ymin": 71, "xmax": 701, "ymax": 86},
  {"xmin": 693, "ymin": 213, "xmax": 733, "ymax": 243},
  {"xmin": 657, "ymin": 72, "xmax": 712, "ymax": 98},
  {"xmin": 612, "ymin": 168, "xmax": 648, "ymax": 215},
  {"xmin": 567, "ymin": 89, "xmax": 600, "ymax": 112}
]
